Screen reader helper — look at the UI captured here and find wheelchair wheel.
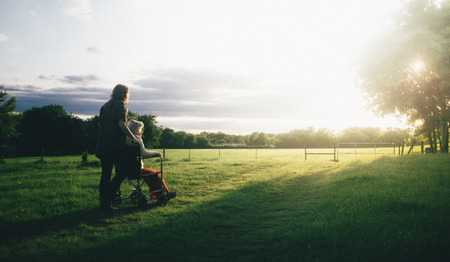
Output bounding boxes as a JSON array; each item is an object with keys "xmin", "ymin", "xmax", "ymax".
[
  {"xmin": 138, "ymin": 197, "xmax": 147, "ymax": 209},
  {"xmin": 131, "ymin": 191, "xmax": 139, "ymax": 204},
  {"xmin": 157, "ymin": 195, "xmax": 167, "ymax": 206}
]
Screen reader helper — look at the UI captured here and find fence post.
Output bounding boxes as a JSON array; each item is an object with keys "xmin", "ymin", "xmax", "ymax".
[
  {"xmin": 163, "ymin": 148, "xmax": 166, "ymax": 159},
  {"xmin": 334, "ymin": 146, "xmax": 337, "ymax": 161},
  {"xmin": 401, "ymin": 141, "xmax": 405, "ymax": 155},
  {"xmin": 336, "ymin": 144, "xmax": 339, "ymax": 161},
  {"xmin": 421, "ymin": 142, "xmax": 424, "ymax": 154},
  {"xmin": 305, "ymin": 146, "xmax": 307, "ymax": 160},
  {"xmin": 407, "ymin": 139, "xmax": 416, "ymax": 155}
]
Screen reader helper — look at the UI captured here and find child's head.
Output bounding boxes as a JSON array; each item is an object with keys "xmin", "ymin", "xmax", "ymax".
[{"xmin": 127, "ymin": 120, "xmax": 144, "ymax": 136}]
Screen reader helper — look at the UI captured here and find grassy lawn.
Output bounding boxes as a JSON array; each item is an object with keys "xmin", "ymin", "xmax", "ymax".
[{"xmin": 0, "ymin": 151, "xmax": 449, "ymax": 261}]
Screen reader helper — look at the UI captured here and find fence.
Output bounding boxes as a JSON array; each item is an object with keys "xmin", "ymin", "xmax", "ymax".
[
  {"xmin": 336, "ymin": 142, "xmax": 395, "ymax": 161},
  {"xmin": 155, "ymin": 144, "xmax": 399, "ymax": 162},
  {"xmin": 304, "ymin": 147, "xmax": 337, "ymax": 161},
  {"xmin": 160, "ymin": 148, "xmax": 274, "ymax": 160}
]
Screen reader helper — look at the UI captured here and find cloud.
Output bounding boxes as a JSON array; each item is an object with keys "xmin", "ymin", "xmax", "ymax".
[
  {"xmin": 5, "ymin": 66, "xmax": 23, "ymax": 72},
  {"xmin": 38, "ymin": 75, "xmax": 56, "ymax": 80},
  {"xmin": 5, "ymin": 84, "xmax": 109, "ymax": 116},
  {"xmin": 63, "ymin": 0, "xmax": 92, "ymax": 20},
  {"xmin": 4, "ymin": 85, "xmax": 42, "ymax": 93},
  {"xmin": 86, "ymin": 46, "xmax": 104, "ymax": 54},
  {"xmin": 134, "ymin": 68, "xmax": 258, "ymax": 102},
  {"xmin": 0, "ymin": 33, "xmax": 8, "ymax": 43},
  {"xmin": 129, "ymin": 67, "xmax": 306, "ymax": 122},
  {"xmin": 3, "ymin": 71, "xmax": 402, "ymax": 135},
  {"xmin": 37, "ymin": 74, "xmax": 100, "ymax": 85},
  {"xmin": 4, "ymin": 66, "xmax": 388, "ymax": 135},
  {"xmin": 60, "ymin": 74, "xmax": 101, "ymax": 85}
]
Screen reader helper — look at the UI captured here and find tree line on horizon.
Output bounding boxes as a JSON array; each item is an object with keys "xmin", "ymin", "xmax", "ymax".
[{"xmin": 1, "ymin": 89, "xmax": 412, "ymax": 159}]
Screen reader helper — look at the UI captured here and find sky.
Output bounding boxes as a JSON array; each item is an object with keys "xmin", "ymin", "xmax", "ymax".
[{"xmin": 0, "ymin": 0, "xmax": 408, "ymax": 135}]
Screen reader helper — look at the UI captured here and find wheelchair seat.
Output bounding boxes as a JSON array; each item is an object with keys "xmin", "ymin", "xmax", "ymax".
[{"xmin": 124, "ymin": 145, "xmax": 141, "ymax": 179}]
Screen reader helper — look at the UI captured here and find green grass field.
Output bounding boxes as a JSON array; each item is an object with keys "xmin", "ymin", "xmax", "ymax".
[{"xmin": 1, "ymin": 150, "xmax": 449, "ymax": 261}]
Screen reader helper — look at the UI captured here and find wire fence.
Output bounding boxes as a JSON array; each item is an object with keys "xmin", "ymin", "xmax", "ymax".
[{"xmin": 148, "ymin": 143, "xmax": 426, "ymax": 162}]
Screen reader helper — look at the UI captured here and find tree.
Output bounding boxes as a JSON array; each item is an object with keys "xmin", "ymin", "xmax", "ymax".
[
  {"xmin": 159, "ymin": 127, "xmax": 175, "ymax": 148},
  {"xmin": 173, "ymin": 131, "xmax": 188, "ymax": 148},
  {"xmin": 381, "ymin": 128, "xmax": 411, "ymax": 144},
  {"xmin": 184, "ymin": 133, "xmax": 196, "ymax": 148},
  {"xmin": 127, "ymin": 111, "xmax": 161, "ymax": 148},
  {"xmin": 194, "ymin": 133, "xmax": 211, "ymax": 148},
  {"xmin": 355, "ymin": 0, "xmax": 450, "ymax": 152},
  {"xmin": 247, "ymin": 132, "xmax": 267, "ymax": 147},
  {"xmin": 313, "ymin": 128, "xmax": 334, "ymax": 147},
  {"xmin": 0, "ymin": 86, "xmax": 17, "ymax": 161},
  {"xmin": 275, "ymin": 128, "xmax": 316, "ymax": 148},
  {"xmin": 17, "ymin": 105, "xmax": 84, "ymax": 157},
  {"xmin": 84, "ymin": 116, "xmax": 99, "ymax": 153},
  {"xmin": 208, "ymin": 132, "xmax": 227, "ymax": 145},
  {"xmin": 338, "ymin": 127, "xmax": 380, "ymax": 143},
  {"xmin": 138, "ymin": 114, "xmax": 161, "ymax": 148}
]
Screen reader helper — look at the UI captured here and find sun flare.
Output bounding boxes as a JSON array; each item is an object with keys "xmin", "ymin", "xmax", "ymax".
[{"xmin": 413, "ymin": 61, "xmax": 425, "ymax": 72}]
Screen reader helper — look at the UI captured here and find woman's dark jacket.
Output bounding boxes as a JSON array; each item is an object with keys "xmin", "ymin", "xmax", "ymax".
[{"xmin": 96, "ymin": 100, "xmax": 127, "ymax": 158}]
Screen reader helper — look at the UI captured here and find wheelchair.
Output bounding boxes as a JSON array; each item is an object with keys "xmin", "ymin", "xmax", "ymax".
[{"xmin": 112, "ymin": 145, "xmax": 167, "ymax": 209}]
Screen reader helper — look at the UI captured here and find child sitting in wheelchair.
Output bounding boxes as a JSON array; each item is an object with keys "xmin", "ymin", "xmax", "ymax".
[{"xmin": 125, "ymin": 120, "xmax": 176, "ymax": 200}]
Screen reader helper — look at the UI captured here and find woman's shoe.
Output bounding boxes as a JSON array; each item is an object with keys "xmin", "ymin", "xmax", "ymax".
[{"xmin": 100, "ymin": 202, "xmax": 118, "ymax": 211}]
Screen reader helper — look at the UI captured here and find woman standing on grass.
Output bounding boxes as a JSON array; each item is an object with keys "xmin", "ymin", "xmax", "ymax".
[{"xmin": 96, "ymin": 84, "xmax": 139, "ymax": 211}]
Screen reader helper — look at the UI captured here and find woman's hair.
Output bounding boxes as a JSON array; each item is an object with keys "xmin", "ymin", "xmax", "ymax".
[
  {"xmin": 110, "ymin": 84, "xmax": 129, "ymax": 104},
  {"xmin": 104, "ymin": 84, "xmax": 129, "ymax": 110}
]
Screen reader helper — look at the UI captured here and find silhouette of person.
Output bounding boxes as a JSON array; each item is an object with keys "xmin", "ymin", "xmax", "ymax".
[{"xmin": 96, "ymin": 84, "xmax": 138, "ymax": 211}]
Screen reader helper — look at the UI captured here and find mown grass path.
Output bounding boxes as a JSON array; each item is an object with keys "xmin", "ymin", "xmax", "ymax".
[{"xmin": 1, "ymin": 153, "xmax": 449, "ymax": 261}]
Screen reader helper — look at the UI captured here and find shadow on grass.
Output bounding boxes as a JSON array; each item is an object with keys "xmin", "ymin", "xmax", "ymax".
[
  {"xmin": 1, "ymin": 202, "xmax": 150, "ymax": 246},
  {"xmin": 3, "ymin": 156, "xmax": 450, "ymax": 262}
]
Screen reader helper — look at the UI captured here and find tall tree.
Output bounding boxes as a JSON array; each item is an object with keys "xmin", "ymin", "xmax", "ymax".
[
  {"xmin": 275, "ymin": 128, "xmax": 316, "ymax": 148},
  {"xmin": 247, "ymin": 132, "xmax": 267, "ymax": 147},
  {"xmin": 17, "ymin": 105, "xmax": 84, "ymax": 156},
  {"xmin": 84, "ymin": 116, "xmax": 99, "ymax": 153},
  {"xmin": 194, "ymin": 133, "xmax": 211, "ymax": 148},
  {"xmin": 0, "ymin": 86, "xmax": 17, "ymax": 161},
  {"xmin": 127, "ymin": 111, "xmax": 161, "ymax": 148},
  {"xmin": 159, "ymin": 127, "xmax": 176, "ymax": 148},
  {"xmin": 184, "ymin": 133, "xmax": 196, "ymax": 148},
  {"xmin": 138, "ymin": 114, "xmax": 161, "ymax": 148},
  {"xmin": 355, "ymin": 0, "xmax": 450, "ymax": 152}
]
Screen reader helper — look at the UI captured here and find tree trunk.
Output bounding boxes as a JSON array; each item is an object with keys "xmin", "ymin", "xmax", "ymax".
[
  {"xmin": 437, "ymin": 120, "xmax": 442, "ymax": 152},
  {"xmin": 441, "ymin": 121, "xmax": 449, "ymax": 153},
  {"xmin": 427, "ymin": 131, "xmax": 434, "ymax": 152},
  {"xmin": 432, "ymin": 129, "xmax": 438, "ymax": 153}
]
